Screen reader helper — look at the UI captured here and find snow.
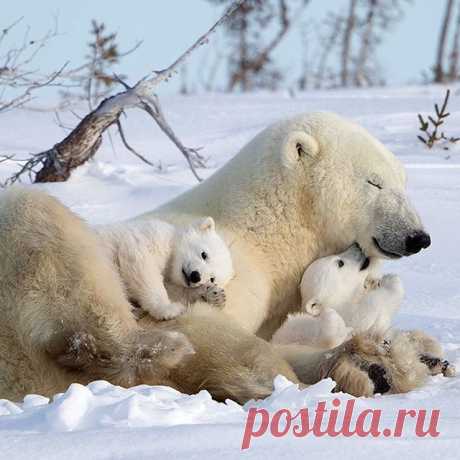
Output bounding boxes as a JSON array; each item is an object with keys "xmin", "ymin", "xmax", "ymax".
[{"xmin": 1, "ymin": 85, "xmax": 460, "ymax": 458}]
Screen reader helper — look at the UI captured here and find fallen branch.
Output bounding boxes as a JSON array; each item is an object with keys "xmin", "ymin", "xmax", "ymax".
[{"xmin": 1, "ymin": 0, "xmax": 245, "ymax": 185}]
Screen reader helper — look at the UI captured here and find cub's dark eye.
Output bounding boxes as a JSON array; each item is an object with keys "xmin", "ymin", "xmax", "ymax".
[
  {"xmin": 337, "ymin": 260, "xmax": 344, "ymax": 268},
  {"xmin": 210, "ymin": 277, "xmax": 215, "ymax": 283},
  {"xmin": 367, "ymin": 179, "xmax": 382, "ymax": 190},
  {"xmin": 201, "ymin": 251, "xmax": 208, "ymax": 260}
]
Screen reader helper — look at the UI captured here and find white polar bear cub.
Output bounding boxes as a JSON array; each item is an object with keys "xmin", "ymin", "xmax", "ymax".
[
  {"xmin": 98, "ymin": 217, "xmax": 234, "ymax": 320},
  {"xmin": 272, "ymin": 244, "xmax": 404, "ymax": 349}
]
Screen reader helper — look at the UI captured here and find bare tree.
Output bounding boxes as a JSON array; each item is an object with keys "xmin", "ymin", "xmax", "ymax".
[
  {"xmin": 434, "ymin": 0, "xmax": 455, "ymax": 83},
  {"xmin": 306, "ymin": 0, "xmax": 410, "ymax": 90},
  {"xmin": 0, "ymin": 17, "xmax": 68, "ymax": 114},
  {"xmin": 354, "ymin": 0, "xmax": 377, "ymax": 86},
  {"xmin": 61, "ymin": 20, "xmax": 141, "ymax": 109},
  {"xmin": 1, "ymin": 1, "xmax": 244, "ymax": 186},
  {"xmin": 209, "ymin": 0, "xmax": 310, "ymax": 92},
  {"xmin": 313, "ymin": 14, "xmax": 344, "ymax": 89},
  {"xmin": 341, "ymin": 0, "xmax": 358, "ymax": 87},
  {"xmin": 448, "ymin": 1, "xmax": 460, "ymax": 81}
]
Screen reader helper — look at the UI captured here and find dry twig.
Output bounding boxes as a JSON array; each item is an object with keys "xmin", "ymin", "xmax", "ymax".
[{"xmin": 417, "ymin": 89, "xmax": 460, "ymax": 149}]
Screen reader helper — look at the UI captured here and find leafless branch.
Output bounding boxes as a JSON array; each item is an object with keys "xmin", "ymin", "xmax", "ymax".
[
  {"xmin": 0, "ymin": 1, "xmax": 244, "ymax": 185},
  {"xmin": 116, "ymin": 118, "xmax": 155, "ymax": 167},
  {"xmin": 0, "ymin": 17, "xmax": 65, "ymax": 113},
  {"xmin": 138, "ymin": 95, "xmax": 206, "ymax": 181}
]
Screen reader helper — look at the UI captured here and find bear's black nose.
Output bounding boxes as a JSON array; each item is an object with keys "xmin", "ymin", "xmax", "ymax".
[
  {"xmin": 189, "ymin": 271, "xmax": 201, "ymax": 284},
  {"xmin": 405, "ymin": 231, "xmax": 431, "ymax": 254}
]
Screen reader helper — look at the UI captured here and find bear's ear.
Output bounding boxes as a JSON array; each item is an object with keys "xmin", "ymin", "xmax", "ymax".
[
  {"xmin": 197, "ymin": 216, "xmax": 215, "ymax": 232},
  {"xmin": 304, "ymin": 298, "xmax": 322, "ymax": 316},
  {"xmin": 281, "ymin": 131, "xmax": 320, "ymax": 169}
]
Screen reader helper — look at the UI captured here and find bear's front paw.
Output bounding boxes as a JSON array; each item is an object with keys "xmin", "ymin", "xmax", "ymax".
[
  {"xmin": 203, "ymin": 284, "xmax": 226, "ymax": 307},
  {"xmin": 148, "ymin": 302, "xmax": 187, "ymax": 321},
  {"xmin": 364, "ymin": 277, "xmax": 381, "ymax": 290},
  {"xmin": 420, "ymin": 354, "xmax": 457, "ymax": 377}
]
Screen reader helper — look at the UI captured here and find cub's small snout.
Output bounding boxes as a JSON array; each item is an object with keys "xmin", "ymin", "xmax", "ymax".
[
  {"xmin": 189, "ymin": 270, "xmax": 201, "ymax": 284},
  {"xmin": 182, "ymin": 269, "xmax": 201, "ymax": 285},
  {"xmin": 405, "ymin": 231, "xmax": 431, "ymax": 254}
]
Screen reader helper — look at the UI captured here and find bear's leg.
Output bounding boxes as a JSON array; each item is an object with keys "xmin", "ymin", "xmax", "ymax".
[
  {"xmin": 117, "ymin": 249, "xmax": 185, "ymax": 321},
  {"xmin": 271, "ymin": 309, "xmax": 351, "ymax": 350},
  {"xmin": 359, "ymin": 274, "xmax": 404, "ymax": 333},
  {"xmin": 0, "ymin": 188, "xmax": 193, "ymax": 391},
  {"xmin": 276, "ymin": 332, "xmax": 432, "ymax": 395}
]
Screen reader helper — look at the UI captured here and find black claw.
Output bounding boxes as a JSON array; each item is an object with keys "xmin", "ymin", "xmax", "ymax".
[
  {"xmin": 441, "ymin": 360, "xmax": 450, "ymax": 372},
  {"xmin": 368, "ymin": 363, "xmax": 391, "ymax": 394},
  {"xmin": 420, "ymin": 354, "xmax": 442, "ymax": 370}
]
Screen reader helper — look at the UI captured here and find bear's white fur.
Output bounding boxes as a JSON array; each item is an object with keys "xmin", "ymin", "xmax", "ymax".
[
  {"xmin": 272, "ymin": 244, "xmax": 404, "ymax": 348},
  {"xmin": 97, "ymin": 217, "xmax": 234, "ymax": 320},
  {"xmin": 0, "ymin": 112, "xmax": 436, "ymax": 402},
  {"xmin": 148, "ymin": 111, "xmax": 429, "ymax": 383}
]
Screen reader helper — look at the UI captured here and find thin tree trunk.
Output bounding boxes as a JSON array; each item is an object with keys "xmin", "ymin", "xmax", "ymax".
[
  {"xmin": 315, "ymin": 16, "xmax": 341, "ymax": 89},
  {"xmin": 354, "ymin": 0, "xmax": 377, "ymax": 87},
  {"xmin": 434, "ymin": 0, "xmax": 455, "ymax": 83},
  {"xmin": 228, "ymin": 2, "xmax": 249, "ymax": 92},
  {"xmin": 229, "ymin": 0, "xmax": 309, "ymax": 91},
  {"xmin": 449, "ymin": 1, "xmax": 460, "ymax": 80},
  {"xmin": 341, "ymin": 0, "xmax": 358, "ymax": 87}
]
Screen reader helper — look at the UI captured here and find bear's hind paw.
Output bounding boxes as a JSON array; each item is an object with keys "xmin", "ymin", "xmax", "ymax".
[{"xmin": 46, "ymin": 330, "xmax": 98, "ymax": 371}]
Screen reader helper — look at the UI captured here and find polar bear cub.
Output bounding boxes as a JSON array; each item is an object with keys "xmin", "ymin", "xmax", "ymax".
[
  {"xmin": 98, "ymin": 217, "xmax": 234, "ymax": 320},
  {"xmin": 272, "ymin": 244, "xmax": 404, "ymax": 348}
]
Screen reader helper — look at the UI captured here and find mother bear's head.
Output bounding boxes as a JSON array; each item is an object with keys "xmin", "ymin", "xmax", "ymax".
[
  {"xmin": 158, "ymin": 112, "xmax": 428, "ymax": 264},
  {"xmin": 277, "ymin": 112, "xmax": 429, "ymax": 259}
]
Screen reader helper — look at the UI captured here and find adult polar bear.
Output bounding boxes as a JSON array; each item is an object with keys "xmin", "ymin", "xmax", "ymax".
[
  {"xmin": 149, "ymin": 111, "xmax": 428, "ymax": 335},
  {"xmin": 0, "ymin": 112, "xmax": 430, "ymax": 402},
  {"xmin": 143, "ymin": 111, "xmax": 430, "ymax": 384}
]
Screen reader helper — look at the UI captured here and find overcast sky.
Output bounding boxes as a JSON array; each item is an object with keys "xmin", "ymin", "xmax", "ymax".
[{"xmin": 1, "ymin": 1, "xmax": 447, "ymax": 95}]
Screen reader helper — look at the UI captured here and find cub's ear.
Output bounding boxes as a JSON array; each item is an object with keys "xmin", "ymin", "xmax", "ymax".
[
  {"xmin": 304, "ymin": 298, "xmax": 322, "ymax": 316},
  {"xmin": 281, "ymin": 131, "xmax": 320, "ymax": 169},
  {"xmin": 197, "ymin": 216, "xmax": 215, "ymax": 232}
]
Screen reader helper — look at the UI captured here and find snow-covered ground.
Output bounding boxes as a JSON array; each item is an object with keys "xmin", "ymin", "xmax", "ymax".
[{"xmin": 1, "ymin": 85, "xmax": 460, "ymax": 459}]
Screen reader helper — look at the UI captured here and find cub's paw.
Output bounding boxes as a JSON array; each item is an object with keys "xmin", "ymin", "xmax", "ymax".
[
  {"xmin": 203, "ymin": 284, "xmax": 226, "ymax": 307},
  {"xmin": 364, "ymin": 277, "xmax": 381, "ymax": 290},
  {"xmin": 147, "ymin": 302, "xmax": 187, "ymax": 321},
  {"xmin": 316, "ymin": 308, "xmax": 353, "ymax": 349}
]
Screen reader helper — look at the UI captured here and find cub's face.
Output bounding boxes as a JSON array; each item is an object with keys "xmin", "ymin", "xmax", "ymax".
[
  {"xmin": 300, "ymin": 244, "xmax": 371, "ymax": 313},
  {"xmin": 169, "ymin": 217, "xmax": 234, "ymax": 289}
]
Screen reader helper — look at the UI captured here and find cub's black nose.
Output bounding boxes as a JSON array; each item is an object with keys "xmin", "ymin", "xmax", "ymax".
[
  {"xmin": 405, "ymin": 231, "xmax": 431, "ymax": 254},
  {"xmin": 189, "ymin": 271, "xmax": 201, "ymax": 284}
]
